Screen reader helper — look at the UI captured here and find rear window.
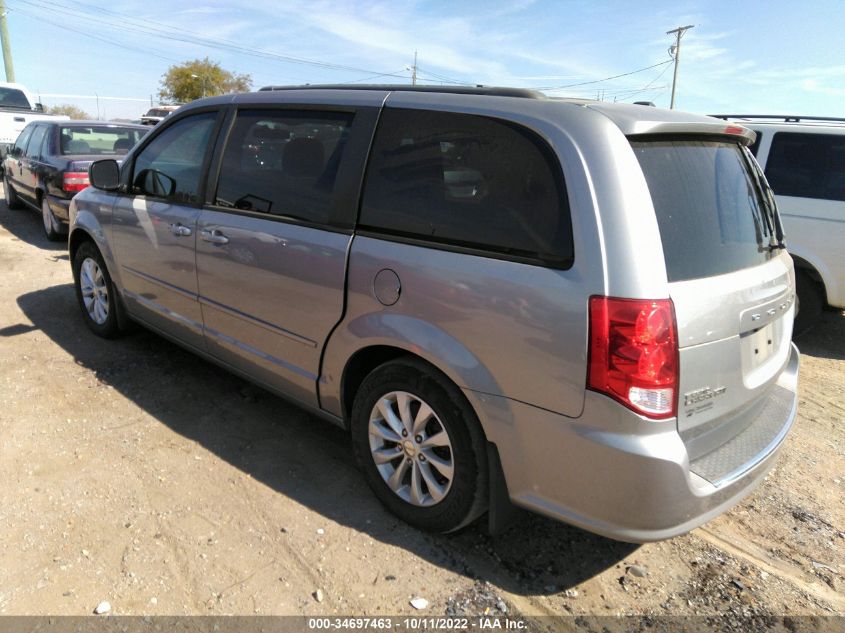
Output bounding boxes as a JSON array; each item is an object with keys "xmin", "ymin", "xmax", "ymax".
[
  {"xmin": 0, "ymin": 87, "xmax": 31, "ymax": 109},
  {"xmin": 60, "ymin": 126, "xmax": 146, "ymax": 156},
  {"xmin": 359, "ymin": 108, "xmax": 572, "ymax": 267},
  {"xmin": 631, "ymin": 139, "xmax": 775, "ymax": 282},
  {"xmin": 764, "ymin": 132, "xmax": 845, "ymax": 202}
]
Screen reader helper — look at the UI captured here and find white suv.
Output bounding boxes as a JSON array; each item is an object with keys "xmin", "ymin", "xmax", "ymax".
[{"xmin": 714, "ymin": 115, "xmax": 845, "ymax": 333}]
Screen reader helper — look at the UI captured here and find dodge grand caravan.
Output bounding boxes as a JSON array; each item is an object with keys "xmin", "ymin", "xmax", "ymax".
[{"xmin": 68, "ymin": 86, "xmax": 799, "ymax": 542}]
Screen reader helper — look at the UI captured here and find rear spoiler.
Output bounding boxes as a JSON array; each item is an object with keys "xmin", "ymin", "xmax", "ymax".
[
  {"xmin": 617, "ymin": 120, "xmax": 755, "ymax": 145},
  {"xmin": 583, "ymin": 103, "xmax": 757, "ymax": 146}
]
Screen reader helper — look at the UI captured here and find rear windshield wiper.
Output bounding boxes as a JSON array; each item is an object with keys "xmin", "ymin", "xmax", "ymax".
[{"xmin": 743, "ymin": 146, "xmax": 786, "ymax": 251}]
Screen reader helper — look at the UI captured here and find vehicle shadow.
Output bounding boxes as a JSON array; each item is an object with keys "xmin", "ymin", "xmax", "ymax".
[
  {"xmin": 794, "ymin": 309, "xmax": 845, "ymax": 362},
  {"xmin": 16, "ymin": 282, "xmax": 637, "ymax": 597},
  {"xmin": 0, "ymin": 197, "xmax": 68, "ymax": 253}
]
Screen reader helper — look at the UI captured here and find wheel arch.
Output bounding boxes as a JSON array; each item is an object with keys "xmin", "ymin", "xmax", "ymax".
[
  {"xmin": 340, "ymin": 345, "xmax": 409, "ymax": 426},
  {"xmin": 321, "ymin": 310, "xmax": 504, "ymax": 422},
  {"xmin": 69, "ymin": 227, "xmax": 97, "ymax": 265},
  {"xmin": 791, "ymin": 254, "xmax": 828, "ymax": 306},
  {"xmin": 339, "ymin": 344, "xmax": 490, "ymax": 431}
]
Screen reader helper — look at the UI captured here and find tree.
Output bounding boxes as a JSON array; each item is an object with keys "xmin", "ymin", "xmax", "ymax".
[
  {"xmin": 159, "ymin": 57, "xmax": 252, "ymax": 103},
  {"xmin": 46, "ymin": 104, "xmax": 91, "ymax": 119}
]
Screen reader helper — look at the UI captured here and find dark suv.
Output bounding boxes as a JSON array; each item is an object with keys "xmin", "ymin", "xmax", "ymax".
[{"xmin": 3, "ymin": 120, "xmax": 147, "ymax": 240}]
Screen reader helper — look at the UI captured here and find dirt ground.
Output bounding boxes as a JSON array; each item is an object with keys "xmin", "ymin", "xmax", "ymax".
[{"xmin": 0, "ymin": 196, "xmax": 843, "ymax": 622}]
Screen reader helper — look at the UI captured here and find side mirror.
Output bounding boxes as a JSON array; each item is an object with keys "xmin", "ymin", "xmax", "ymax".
[
  {"xmin": 134, "ymin": 168, "xmax": 176, "ymax": 198},
  {"xmin": 89, "ymin": 159, "xmax": 120, "ymax": 191},
  {"xmin": 35, "ymin": 102, "xmax": 44, "ymax": 112}
]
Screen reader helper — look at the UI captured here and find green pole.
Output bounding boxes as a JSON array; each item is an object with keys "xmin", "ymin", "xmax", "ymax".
[{"xmin": 0, "ymin": 0, "xmax": 15, "ymax": 83}]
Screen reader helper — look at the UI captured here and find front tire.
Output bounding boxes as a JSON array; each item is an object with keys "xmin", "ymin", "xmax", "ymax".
[
  {"xmin": 72, "ymin": 241, "xmax": 125, "ymax": 339},
  {"xmin": 4, "ymin": 176, "xmax": 22, "ymax": 209},
  {"xmin": 351, "ymin": 358, "xmax": 488, "ymax": 533}
]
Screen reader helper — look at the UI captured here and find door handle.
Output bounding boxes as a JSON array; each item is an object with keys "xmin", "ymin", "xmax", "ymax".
[
  {"xmin": 200, "ymin": 228, "xmax": 229, "ymax": 244},
  {"xmin": 170, "ymin": 223, "xmax": 192, "ymax": 237}
]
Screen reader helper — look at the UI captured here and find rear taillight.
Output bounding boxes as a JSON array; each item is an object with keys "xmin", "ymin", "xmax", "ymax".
[
  {"xmin": 588, "ymin": 296, "xmax": 679, "ymax": 419},
  {"xmin": 63, "ymin": 171, "xmax": 89, "ymax": 193}
]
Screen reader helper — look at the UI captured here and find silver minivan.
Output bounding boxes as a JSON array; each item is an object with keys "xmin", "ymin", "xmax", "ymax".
[{"xmin": 69, "ymin": 86, "xmax": 799, "ymax": 542}]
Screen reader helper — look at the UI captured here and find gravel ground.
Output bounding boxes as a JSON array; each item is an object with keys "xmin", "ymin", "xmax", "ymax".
[{"xmin": 0, "ymin": 196, "xmax": 843, "ymax": 621}]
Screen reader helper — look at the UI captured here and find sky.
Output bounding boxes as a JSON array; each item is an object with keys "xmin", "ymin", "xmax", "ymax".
[{"xmin": 6, "ymin": 0, "xmax": 845, "ymax": 120}]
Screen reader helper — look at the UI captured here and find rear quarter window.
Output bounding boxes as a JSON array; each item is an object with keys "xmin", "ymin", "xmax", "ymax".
[
  {"xmin": 359, "ymin": 108, "xmax": 573, "ymax": 267},
  {"xmin": 764, "ymin": 132, "xmax": 845, "ymax": 202}
]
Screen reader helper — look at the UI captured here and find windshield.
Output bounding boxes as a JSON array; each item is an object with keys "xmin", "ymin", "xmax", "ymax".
[
  {"xmin": 0, "ymin": 87, "xmax": 32, "ymax": 109},
  {"xmin": 145, "ymin": 109, "xmax": 171, "ymax": 118},
  {"xmin": 60, "ymin": 126, "xmax": 145, "ymax": 156},
  {"xmin": 631, "ymin": 138, "xmax": 776, "ymax": 282}
]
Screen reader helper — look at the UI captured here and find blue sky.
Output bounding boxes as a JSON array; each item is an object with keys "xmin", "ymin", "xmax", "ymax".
[{"xmin": 7, "ymin": 0, "xmax": 845, "ymax": 120}]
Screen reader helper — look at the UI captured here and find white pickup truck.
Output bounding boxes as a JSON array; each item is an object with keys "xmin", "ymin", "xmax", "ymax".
[{"xmin": 0, "ymin": 82, "xmax": 67, "ymax": 152}]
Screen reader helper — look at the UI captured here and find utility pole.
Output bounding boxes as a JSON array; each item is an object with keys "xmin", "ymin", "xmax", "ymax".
[
  {"xmin": 411, "ymin": 51, "xmax": 417, "ymax": 86},
  {"xmin": 0, "ymin": 0, "xmax": 15, "ymax": 82},
  {"xmin": 666, "ymin": 24, "xmax": 693, "ymax": 109}
]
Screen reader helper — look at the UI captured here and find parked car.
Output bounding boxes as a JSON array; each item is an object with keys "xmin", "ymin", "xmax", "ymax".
[
  {"xmin": 69, "ymin": 87, "xmax": 799, "ymax": 541},
  {"xmin": 3, "ymin": 120, "xmax": 147, "ymax": 240},
  {"xmin": 712, "ymin": 115, "xmax": 845, "ymax": 334},
  {"xmin": 140, "ymin": 105, "xmax": 179, "ymax": 126}
]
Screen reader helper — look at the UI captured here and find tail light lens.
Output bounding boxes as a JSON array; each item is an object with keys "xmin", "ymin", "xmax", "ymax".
[
  {"xmin": 588, "ymin": 296, "xmax": 679, "ymax": 419},
  {"xmin": 63, "ymin": 171, "xmax": 90, "ymax": 193}
]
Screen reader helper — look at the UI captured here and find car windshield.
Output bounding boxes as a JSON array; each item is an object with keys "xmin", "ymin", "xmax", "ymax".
[
  {"xmin": 60, "ymin": 126, "xmax": 146, "ymax": 156},
  {"xmin": 0, "ymin": 87, "xmax": 32, "ymax": 109}
]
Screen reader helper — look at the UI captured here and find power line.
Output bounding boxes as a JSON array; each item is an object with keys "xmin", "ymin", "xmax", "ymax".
[
  {"xmin": 415, "ymin": 67, "xmax": 468, "ymax": 85},
  {"xmin": 340, "ymin": 69, "xmax": 410, "ymax": 84},
  {"xmin": 10, "ymin": 0, "xmax": 411, "ymax": 78},
  {"xmin": 535, "ymin": 59, "xmax": 673, "ymax": 91},
  {"xmin": 8, "ymin": 6, "xmax": 182, "ymax": 62},
  {"xmin": 607, "ymin": 60, "xmax": 674, "ymax": 101}
]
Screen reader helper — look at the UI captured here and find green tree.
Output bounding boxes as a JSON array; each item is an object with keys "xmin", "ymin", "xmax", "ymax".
[
  {"xmin": 159, "ymin": 57, "xmax": 252, "ymax": 103},
  {"xmin": 46, "ymin": 104, "xmax": 91, "ymax": 119}
]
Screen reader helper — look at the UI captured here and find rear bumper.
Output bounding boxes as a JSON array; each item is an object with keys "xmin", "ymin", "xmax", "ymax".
[
  {"xmin": 468, "ymin": 342, "xmax": 799, "ymax": 543},
  {"xmin": 46, "ymin": 194, "xmax": 71, "ymax": 222}
]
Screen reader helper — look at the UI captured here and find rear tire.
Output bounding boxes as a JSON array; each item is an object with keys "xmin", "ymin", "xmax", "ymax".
[
  {"xmin": 4, "ymin": 176, "xmax": 22, "ymax": 209},
  {"xmin": 41, "ymin": 197, "xmax": 63, "ymax": 241},
  {"xmin": 350, "ymin": 358, "xmax": 488, "ymax": 533},
  {"xmin": 794, "ymin": 270, "xmax": 823, "ymax": 337}
]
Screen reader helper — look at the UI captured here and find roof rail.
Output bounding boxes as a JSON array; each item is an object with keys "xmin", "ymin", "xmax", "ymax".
[
  {"xmin": 258, "ymin": 84, "xmax": 546, "ymax": 99},
  {"xmin": 710, "ymin": 114, "xmax": 845, "ymax": 124}
]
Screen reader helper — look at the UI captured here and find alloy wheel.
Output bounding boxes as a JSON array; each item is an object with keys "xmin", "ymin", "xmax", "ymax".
[
  {"xmin": 368, "ymin": 390, "xmax": 454, "ymax": 507},
  {"xmin": 80, "ymin": 257, "xmax": 109, "ymax": 325}
]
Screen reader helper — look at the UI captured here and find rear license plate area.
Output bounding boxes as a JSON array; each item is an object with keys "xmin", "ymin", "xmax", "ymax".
[{"xmin": 745, "ymin": 323, "xmax": 775, "ymax": 369}]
